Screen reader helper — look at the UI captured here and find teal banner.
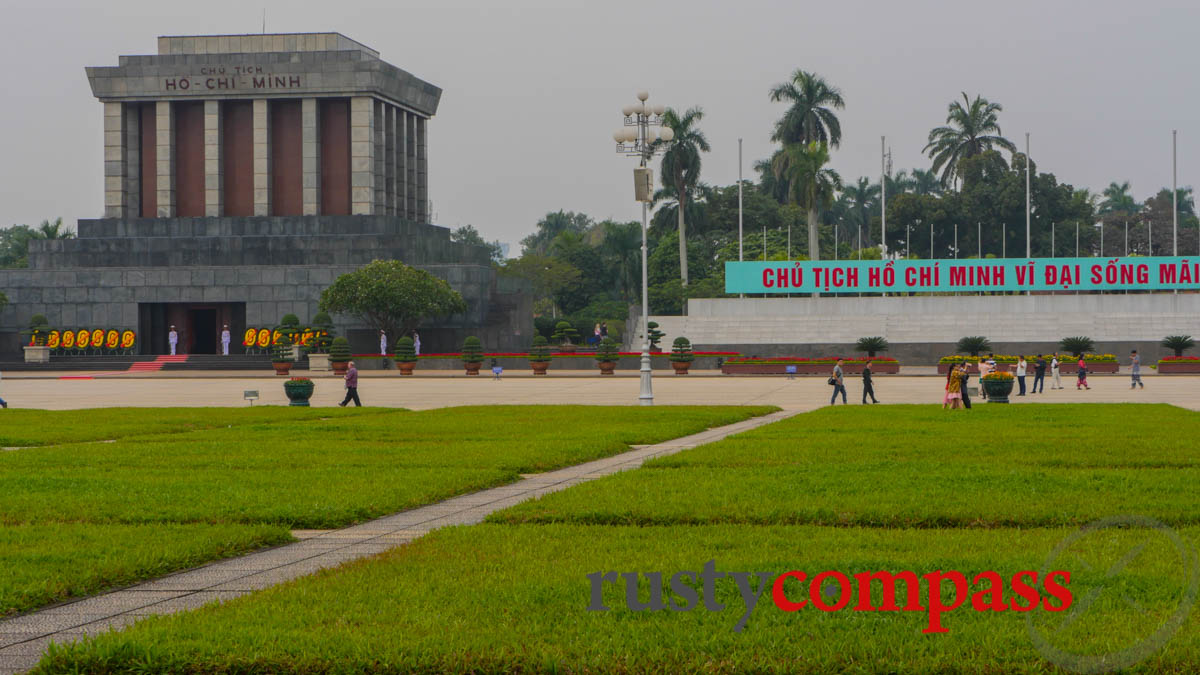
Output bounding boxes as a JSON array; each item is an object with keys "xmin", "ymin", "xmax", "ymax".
[{"xmin": 725, "ymin": 257, "xmax": 1200, "ymax": 294}]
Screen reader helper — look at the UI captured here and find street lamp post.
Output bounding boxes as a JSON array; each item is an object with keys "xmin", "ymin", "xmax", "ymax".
[{"xmin": 613, "ymin": 90, "xmax": 672, "ymax": 405}]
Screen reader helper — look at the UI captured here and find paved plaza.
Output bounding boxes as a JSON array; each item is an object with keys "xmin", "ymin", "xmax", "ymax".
[{"xmin": 2, "ymin": 369, "xmax": 1198, "ymax": 412}]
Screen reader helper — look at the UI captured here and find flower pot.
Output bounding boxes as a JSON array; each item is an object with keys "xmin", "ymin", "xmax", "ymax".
[
  {"xmin": 283, "ymin": 380, "xmax": 315, "ymax": 407},
  {"xmin": 982, "ymin": 377, "xmax": 1015, "ymax": 403},
  {"xmin": 530, "ymin": 361, "xmax": 550, "ymax": 375},
  {"xmin": 597, "ymin": 361, "xmax": 616, "ymax": 375},
  {"xmin": 331, "ymin": 360, "xmax": 349, "ymax": 376},
  {"xmin": 464, "ymin": 361, "xmax": 482, "ymax": 376},
  {"xmin": 307, "ymin": 353, "xmax": 330, "ymax": 372},
  {"xmin": 272, "ymin": 362, "xmax": 293, "ymax": 376},
  {"xmin": 397, "ymin": 361, "xmax": 416, "ymax": 375},
  {"xmin": 671, "ymin": 361, "xmax": 691, "ymax": 375},
  {"xmin": 558, "ymin": 344, "xmax": 577, "ymax": 354}
]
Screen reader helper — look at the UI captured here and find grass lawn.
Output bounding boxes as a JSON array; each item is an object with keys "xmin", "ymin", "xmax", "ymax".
[
  {"xmin": 0, "ymin": 406, "xmax": 380, "ymax": 447},
  {"xmin": 2, "ymin": 405, "xmax": 771, "ymax": 617},
  {"xmin": 35, "ymin": 403, "xmax": 1200, "ymax": 673},
  {"xmin": 1, "ymin": 523, "xmax": 291, "ymax": 617},
  {"xmin": 37, "ymin": 524, "xmax": 1200, "ymax": 674}
]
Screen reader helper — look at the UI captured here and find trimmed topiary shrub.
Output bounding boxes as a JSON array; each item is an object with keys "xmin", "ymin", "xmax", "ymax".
[
  {"xmin": 394, "ymin": 336, "xmax": 417, "ymax": 363},
  {"xmin": 272, "ymin": 333, "xmax": 294, "ymax": 363},
  {"xmin": 595, "ymin": 337, "xmax": 619, "ymax": 363},
  {"xmin": 552, "ymin": 321, "xmax": 578, "ymax": 347},
  {"xmin": 329, "ymin": 336, "xmax": 351, "ymax": 363},
  {"xmin": 462, "ymin": 336, "xmax": 484, "ymax": 364},
  {"xmin": 529, "ymin": 335, "xmax": 552, "ymax": 363},
  {"xmin": 670, "ymin": 336, "xmax": 695, "ymax": 363}
]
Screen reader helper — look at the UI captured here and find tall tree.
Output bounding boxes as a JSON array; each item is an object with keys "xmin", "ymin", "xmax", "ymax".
[
  {"xmin": 657, "ymin": 106, "xmax": 710, "ymax": 287},
  {"xmin": 1154, "ymin": 186, "xmax": 1196, "ymax": 217},
  {"xmin": 910, "ymin": 168, "xmax": 943, "ymax": 196},
  {"xmin": 1099, "ymin": 181, "xmax": 1139, "ymax": 215},
  {"xmin": 773, "ymin": 142, "xmax": 843, "ymax": 260},
  {"xmin": 519, "ymin": 211, "xmax": 592, "ymax": 256},
  {"xmin": 768, "ymin": 70, "xmax": 845, "ymax": 147},
  {"xmin": 924, "ymin": 92, "xmax": 1016, "ymax": 189},
  {"xmin": 841, "ymin": 177, "xmax": 880, "ymax": 239},
  {"xmin": 599, "ymin": 220, "xmax": 642, "ymax": 302},
  {"xmin": 319, "ymin": 260, "xmax": 467, "ymax": 339},
  {"xmin": 450, "ymin": 224, "xmax": 505, "ymax": 262}
]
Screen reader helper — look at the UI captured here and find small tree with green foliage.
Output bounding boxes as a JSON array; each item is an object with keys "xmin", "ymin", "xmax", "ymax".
[
  {"xmin": 956, "ymin": 336, "xmax": 992, "ymax": 356},
  {"xmin": 319, "ymin": 260, "xmax": 467, "ymax": 340},
  {"xmin": 394, "ymin": 336, "xmax": 417, "ymax": 364},
  {"xmin": 310, "ymin": 311, "xmax": 335, "ymax": 354},
  {"xmin": 461, "ymin": 336, "xmax": 484, "ymax": 364},
  {"xmin": 647, "ymin": 321, "xmax": 665, "ymax": 351},
  {"xmin": 595, "ymin": 337, "xmax": 619, "ymax": 363},
  {"xmin": 855, "ymin": 336, "xmax": 889, "ymax": 358},
  {"xmin": 329, "ymin": 337, "xmax": 351, "ymax": 364},
  {"xmin": 23, "ymin": 313, "xmax": 51, "ymax": 346},
  {"xmin": 1162, "ymin": 335, "xmax": 1195, "ymax": 358},
  {"xmin": 552, "ymin": 321, "xmax": 578, "ymax": 348},
  {"xmin": 272, "ymin": 333, "xmax": 294, "ymax": 363},
  {"xmin": 528, "ymin": 335, "xmax": 552, "ymax": 363},
  {"xmin": 670, "ymin": 336, "xmax": 695, "ymax": 363},
  {"xmin": 1059, "ymin": 336, "xmax": 1095, "ymax": 358}
]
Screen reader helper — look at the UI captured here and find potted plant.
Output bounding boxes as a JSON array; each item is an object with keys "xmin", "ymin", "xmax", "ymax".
[
  {"xmin": 394, "ymin": 336, "xmax": 418, "ymax": 375},
  {"xmin": 647, "ymin": 321, "xmax": 665, "ymax": 353},
  {"xmin": 278, "ymin": 314, "xmax": 303, "ymax": 360},
  {"xmin": 283, "ymin": 376, "xmax": 315, "ymax": 406},
  {"xmin": 307, "ymin": 312, "xmax": 336, "ymax": 372},
  {"xmin": 595, "ymin": 336, "xmax": 619, "ymax": 375},
  {"xmin": 272, "ymin": 333, "xmax": 295, "ymax": 376},
  {"xmin": 1059, "ymin": 336, "xmax": 1095, "ymax": 359},
  {"xmin": 855, "ymin": 336, "xmax": 889, "ymax": 358},
  {"xmin": 329, "ymin": 337, "xmax": 351, "ymax": 376},
  {"xmin": 552, "ymin": 321, "xmax": 579, "ymax": 353},
  {"xmin": 22, "ymin": 314, "xmax": 52, "ymax": 363},
  {"xmin": 1162, "ymin": 335, "xmax": 1195, "ymax": 358},
  {"xmin": 981, "ymin": 370, "xmax": 1015, "ymax": 403},
  {"xmin": 670, "ymin": 336, "xmax": 695, "ymax": 375},
  {"xmin": 462, "ymin": 336, "xmax": 484, "ymax": 375},
  {"xmin": 528, "ymin": 335, "xmax": 552, "ymax": 375}
]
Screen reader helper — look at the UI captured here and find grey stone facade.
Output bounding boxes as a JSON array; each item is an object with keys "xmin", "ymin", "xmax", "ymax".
[{"xmin": 0, "ymin": 34, "xmax": 530, "ymax": 356}]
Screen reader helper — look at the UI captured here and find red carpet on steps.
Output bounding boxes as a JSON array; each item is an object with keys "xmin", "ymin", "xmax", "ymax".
[{"xmin": 127, "ymin": 355, "xmax": 189, "ymax": 372}]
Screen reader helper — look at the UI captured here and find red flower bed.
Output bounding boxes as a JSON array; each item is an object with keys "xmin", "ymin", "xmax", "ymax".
[{"xmin": 1159, "ymin": 356, "xmax": 1200, "ymax": 373}]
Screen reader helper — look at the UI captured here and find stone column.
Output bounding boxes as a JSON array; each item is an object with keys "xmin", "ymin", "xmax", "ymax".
[
  {"xmin": 252, "ymin": 99, "xmax": 271, "ymax": 216},
  {"xmin": 384, "ymin": 104, "xmax": 396, "ymax": 215},
  {"xmin": 373, "ymin": 100, "xmax": 386, "ymax": 213},
  {"xmin": 416, "ymin": 116, "xmax": 428, "ymax": 222},
  {"xmin": 123, "ymin": 104, "xmax": 141, "ymax": 216},
  {"xmin": 103, "ymin": 102, "xmax": 126, "ymax": 218},
  {"xmin": 301, "ymin": 98, "xmax": 320, "ymax": 215},
  {"xmin": 203, "ymin": 100, "xmax": 223, "ymax": 217},
  {"xmin": 397, "ymin": 109, "xmax": 408, "ymax": 219},
  {"xmin": 350, "ymin": 96, "xmax": 375, "ymax": 215},
  {"xmin": 155, "ymin": 101, "xmax": 175, "ymax": 218},
  {"xmin": 406, "ymin": 112, "xmax": 417, "ymax": 220}
]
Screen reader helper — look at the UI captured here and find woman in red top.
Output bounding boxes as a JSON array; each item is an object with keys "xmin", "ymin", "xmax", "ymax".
[{"xmin": 1076, "ymin": 357, "xmax": 1090, "ymax": 390}]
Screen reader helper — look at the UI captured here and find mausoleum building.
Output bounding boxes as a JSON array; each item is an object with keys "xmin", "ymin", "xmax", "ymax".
[{"xmin": 0, "ymin": 33, "xmax": 529, "ymax": 358}]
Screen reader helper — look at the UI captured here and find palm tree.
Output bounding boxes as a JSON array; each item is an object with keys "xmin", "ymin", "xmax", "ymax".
[
  {"xmin": 773, "ymin": 142, "xmax": 843, "ymax": 261},
  {"xmin": 36, "ymin": 217, "xmax": 74, "ymax": 240},
  {"xmin": 1100, "ymin": 181, "xmax": 1139, "ymax": 215},
  {"xmin": 768, "ymin": 70, "xmax": 845, "ymax": 147},
  {"xmin": 657, "ymin": 106, "xmax": 710, "ymax": 287},
  {"xmin": 924, "ymin": 92, "xmax": 1017, "ymax": 189},
  {"xmin": 841, "ymin": 178, "xmax": 879, "ymax": 244},
  {"xmin": 600, "ymin": 220, "xmax": 642, "ymax": 302},
  {"xmin": 910, "ymin": 168, "xmax": 943, "ymax": 196}
]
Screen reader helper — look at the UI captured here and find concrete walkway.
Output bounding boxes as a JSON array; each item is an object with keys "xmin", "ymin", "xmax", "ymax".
[
  {"xmin": 2, "ymin": 371, "xmax": 1198, "ymax": 411},
  {"xmin": 0, "ymin": 409, "xmax": 795, "ymax": 673}
]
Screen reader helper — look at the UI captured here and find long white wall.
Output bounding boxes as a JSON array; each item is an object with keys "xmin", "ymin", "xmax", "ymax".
[{"xmin": 646, "ymin": 294, "xmax": 1200, "ymax": 346}]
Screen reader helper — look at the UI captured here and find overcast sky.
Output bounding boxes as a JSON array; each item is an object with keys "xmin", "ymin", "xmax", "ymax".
[{"xmin": 1, "ymin": 0, "xmax": 1195, "ymax": 250}]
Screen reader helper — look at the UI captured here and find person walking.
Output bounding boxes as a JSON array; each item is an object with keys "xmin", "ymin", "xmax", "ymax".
[
  {"xmin": 0, "ymin": 369, "xmax": 8, "ymax": 408},
  {"xmin": 977, "ymin": 358, "xmax": 991, "ymax": 400},
  {"xmin": 339, "ymin": 360, "xmax": 362, "ymax": 407},
  {"xmin": 959, "ymin": 362, "xmax": 973, "ymax": 409},
  {"xmin": 1032, "ymin": 354, "xmax": 1046, "ymax": 393},
  {"xmin": 830, "ymin": 359, "xmax": 847, "ymax": 405},
  {"xmin": 220, "ymin": 324, "xmax": 231, "ymax": 356},
  {"xmin": 861, "ymin": 361, "xmax": 879, "ymax": 404},
  {"xmin": 600, "ymin": 321, "xmax": 609, "ymax": 339},
  {"xmin": 1051, "ymin": 355, "xmax": 1062, "ymax": 389},
  {"xmin": 168, "ymin": 325, "xmax": 178, "ymax": 356},
  {"xmin": 1076, "ymin": 357, "xmax": 1091, "ymax": 390},
  {"xmin": 1016, "ymin": 356, "xmax": 1028, "ymax": 396},
  {"xmin": 1130, "ymin": 350, "xmax": 1144, "ymax": 389}
]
